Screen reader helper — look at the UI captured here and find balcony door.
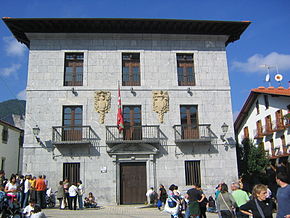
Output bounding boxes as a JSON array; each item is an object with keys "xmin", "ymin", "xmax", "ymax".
[
  {"xmin": 123, "ymin": 106, "xmax": 142, "ymax": 140},
  {"xmin": 180, "ymin": 105, "xmax": 199, "ymax": 139},
  {"xmin": 63, "ymin": 106, "xmax": 83, "ymax": 141}
]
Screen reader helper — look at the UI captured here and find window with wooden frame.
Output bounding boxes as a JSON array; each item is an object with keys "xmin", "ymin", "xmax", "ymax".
[
  {"xmin": 185, "ymin": 160, "xmax": 201, "ymax": 186},
  {"xmin": 62, "ymin": 106, "xmax": 83, "ymax": 141},
  {"xmin": 177, "ymin": 54, "xmax": 195, "ymax": 86},
  {"xmin": 180, "ymin": 105, "xmax": 199, "ymax": 139},
  {"xmin": 2, "ymin": 126, "xmax": 8, "ymax": 144},
  {"xmin": 122, "ymin": 53, "xmax": 140, "ymax": 86},
  {"xmin": 243, "ymin": 127, "xmax": 249, "ymax": 139},
  {"xmin": 64, "ymin": 53, "xmax": 84, "ymax": 86}
]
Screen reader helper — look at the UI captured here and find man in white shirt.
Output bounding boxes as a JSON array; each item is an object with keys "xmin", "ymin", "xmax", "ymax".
[
  {"xmin": 68, "ymin": 183, "xmax": 78, "ymax": 210},
  {"xmin": 77, "ymin": 180, "xmax": 84, "ymax": 210},
  {"xmin": 23, "ymin": 175, "xmax": 31, "ymax": 208}
]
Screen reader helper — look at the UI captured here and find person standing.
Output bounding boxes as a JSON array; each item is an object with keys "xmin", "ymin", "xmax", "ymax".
[
  {"xmin": 68, "ymin": 183, "xmax": 78, "ymax": 210},
  {"xmin": 63, "ymin": 178, "xmax": 70, "ymax": 208},
  {"xmin": 196, "ymin": 184, "xmax": 208, "ymax": 218},
  {"xmin": 240, "ymin": 184, "xmax": 275, "ymax": 218},
  {"xmin": 217, "ymin": 183, "xmax": 237, "ymax": 218},
  {"xmin": 23, "ymin": 175, "xmax": 31, "ymax": 208},
  {"xmin": 231, "ymin": 182, "xmax": 250, "ymax": 218},
  {"xmin": 184, "ymin": 183, "xmax": 205, "ymax": 218},
  {"xmin": 56, "ymin": 181, "xmax": 65, "ymax": 209},
  {"xmin": 77, "ymin": 180, "xmax": 84, "ymax": 210},
  {"xmin": 35, "ymin": 175, "xmax": 46, "ymax": 209},
  {"xmin": 276, "ymin": 172, "xmax": 290, "ymax": 218},
  {"xmin": 157, "ymin": 184, "xmax": 167, "ymax": 210}
]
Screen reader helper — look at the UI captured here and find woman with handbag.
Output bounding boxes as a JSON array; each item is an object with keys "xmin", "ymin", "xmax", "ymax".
[
  {"xmin": 217, "ymin": 183, "xmax": 237, "ymax": 218},
  {"xmin": 240, "ymin": 184, "xmax": 276, "ymax": 218}
]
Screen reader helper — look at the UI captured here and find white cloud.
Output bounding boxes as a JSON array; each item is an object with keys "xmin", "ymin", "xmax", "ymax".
[
  {"xmin": 0, "ymin": 64, "xmax": 21, "ymax": 77},
  {"xmin": 232, "ymin": 52, "xmax": 290, "ymax": 73},
  {"xmin": 17, "ymin": 89, "xmax": 26, "ymax": 100},
  {"xmin": 3, "ymin": 36, "xmax": 26, "ymax": 56}
]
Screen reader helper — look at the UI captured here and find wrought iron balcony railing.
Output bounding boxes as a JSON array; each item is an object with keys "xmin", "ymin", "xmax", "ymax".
[
  {"xmin": 173, "ymin": 124, "xmax": 212, "ymax": 143},
  {"xmin": 253, "ymin": 129, "xmax": 263, "ymax": 139},
  {"xmin": 106, "ymin": 125, "xmax": 161, "ymax": 145},
  {"xmin": 52, "ymin": 126, "xmax": 97, "ymax": 145}
]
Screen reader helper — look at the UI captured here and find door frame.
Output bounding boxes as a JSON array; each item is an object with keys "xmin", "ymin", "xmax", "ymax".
[{"xmin": 114, "ymin": 154, "xmax": 156, "ymax": 205}]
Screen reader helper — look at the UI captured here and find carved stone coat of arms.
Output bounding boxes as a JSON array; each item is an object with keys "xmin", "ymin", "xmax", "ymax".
[
  {"xmin": 152, "ymin": 90, "xmax": 169, "ymax": 123},
  {"xmin": 94, "ymin": 91, "xmax": 111, "ymax": 124}
]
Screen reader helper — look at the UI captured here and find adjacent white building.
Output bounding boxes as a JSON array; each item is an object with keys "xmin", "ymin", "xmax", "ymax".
[
  {"xmin": 235, "ymin": 87, "xmax": 290, "ymax": 158},
  {"xmin": 4, "ymin": 18, "xmax": 250, "ymax": 204},
  {"xmin": 0, "ymin": 120, "xmax": 23, "ymax": 177}
]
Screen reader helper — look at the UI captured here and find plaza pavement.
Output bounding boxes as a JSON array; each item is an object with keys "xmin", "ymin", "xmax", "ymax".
[{"xmin": 42, "ymin": 205, "xmax": 219, "ymax": 218}]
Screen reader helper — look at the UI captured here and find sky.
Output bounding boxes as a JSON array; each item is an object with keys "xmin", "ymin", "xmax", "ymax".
[{"xmin": 0, "ymin": 0, "xmax": 289, "ymax": 120}]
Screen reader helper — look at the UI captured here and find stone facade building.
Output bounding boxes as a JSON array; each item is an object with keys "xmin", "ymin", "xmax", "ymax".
[{"xmin": 4, "ymin": 18, "xmax": 250, "ymax": 204}]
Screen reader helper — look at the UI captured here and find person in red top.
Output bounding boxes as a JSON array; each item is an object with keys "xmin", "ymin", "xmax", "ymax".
[{"xmin": 35, "ymin": 175, "xmax": 46, "ymax": 208}]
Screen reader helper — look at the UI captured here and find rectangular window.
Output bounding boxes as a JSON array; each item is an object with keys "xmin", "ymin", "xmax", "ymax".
[
  {"xmin": 256, "ymin": 101, "xmax": 260, "ymax": 114},
  {"xmin": 264, "ymin": 95, "xmax": 269, "ymax": 109},
  {"xmin": 185, "ymin": 160, "xmax": 201, "ymax": 186},
  {"xmin": 177, "ymin": 54, "xmax": 195, "ymax": 86},
  {"xmin": 243, "ymin": 127, "xmax": 249, "ymax": 139},
  {"xmin": 63, "ymin": 163, "xmax": 80, "ymax": 184},
  {"xmin": 123, "ymin": 105, "xmax": 142, "ymax": 140},
  {"xmin": 180, "ymin": 105, "xmax": 199, "ymax": 139},
  {"xmin": 2, "ymin": 127, "xmax": 8, "ymax": 144},
  {"xmin": 122, "ymin": 53, "xmax": 140, "ymax": 86},
  {"xmin": 62, "ymin": 106, "xmax": 83, "ymax": 141},
  {"xmin": 64, "ymin": 53, "xmax": 83, "ymax": 86}
]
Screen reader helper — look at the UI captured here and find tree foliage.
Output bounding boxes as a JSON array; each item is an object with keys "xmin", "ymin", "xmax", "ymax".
[{"xmin": 237, "ymin": 138, "xmax": 269, "ymax": 177}]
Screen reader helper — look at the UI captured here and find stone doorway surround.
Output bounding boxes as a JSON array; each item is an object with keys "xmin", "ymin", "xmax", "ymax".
[{"xmin": 107, "ymin": 143, "xmax": 158, "ymax": 205}]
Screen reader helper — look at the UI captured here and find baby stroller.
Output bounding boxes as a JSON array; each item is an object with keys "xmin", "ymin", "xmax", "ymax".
[
  {"xmin": 46, "ymin": 188, "xmax": 56, "ymax": 208},
  {"xmin": 0, "ymin": 195, "xmax": 22, "ymax": 218}
]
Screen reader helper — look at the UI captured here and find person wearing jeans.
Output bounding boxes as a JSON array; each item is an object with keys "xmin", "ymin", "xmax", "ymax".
[
  {"xmin": 23, "ymin": 175, "xmax": 31, "ymax": 208},
  {"xmin": 77, "ymin": 180, "xmax": 84, "ymax": 209}
]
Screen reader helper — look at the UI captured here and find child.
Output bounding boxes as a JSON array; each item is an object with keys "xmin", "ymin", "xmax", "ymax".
[
  {"xmin": 30, "ymin": 204, "xmax": 47, "ymax": 218},
  {"xmin": 0, "ymin": 186, "xmax": 5, "ymax": 202},
  {"xmin": 23, "ymin": 199, "xmax": 36, "ymax": 217}
]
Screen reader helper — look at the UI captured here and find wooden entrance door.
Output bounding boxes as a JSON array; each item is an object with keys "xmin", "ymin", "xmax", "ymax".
[
  {"xmin": 180, "ymin": 105, "xmax": 199, "ymax": 139},
  {"xmin": 120, "ymin": 162, "xmax": 146, "ymax": 204},
  {"xmin": 63, "ymin": 106, "xmax": 83, "ymax": 141},
  {"xmin": 123, "ymin": 106, "xmax": 142, "ymax": 140}
]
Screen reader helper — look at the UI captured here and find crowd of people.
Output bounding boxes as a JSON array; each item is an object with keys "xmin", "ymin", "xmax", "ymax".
[
  {"xmin": 147, "ymin": 171, "xmax": 290, "ymax": 218},
  {"xmin": 0, "ymin": 170, "xmax": 99, "ymax": 217}
]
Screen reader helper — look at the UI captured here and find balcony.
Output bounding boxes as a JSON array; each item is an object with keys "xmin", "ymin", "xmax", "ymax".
[
  {"xmin": 284, "ymin": 117, "xmax": 290, "ymax": 128},
  {"xmin": 173, "ymin": 124, "xmax": 212, "ymax": 143},
  {"xmin": 52, "ymin": 126, "xmax": 97, "ymax": 145},
  {"xmin": 272, "ymin": 119, "xmax": 285, "ymax": 132},
  {"xmin": 105, "ymin": 125, "xmax": 161, "ymax": 145},
  {"xmin": 253, "ymin": 129, "xmax": 263, "ymax": 139},
  {"xmin": 262, "ymin": 124, "xmax": 273, "ymax": 136}
]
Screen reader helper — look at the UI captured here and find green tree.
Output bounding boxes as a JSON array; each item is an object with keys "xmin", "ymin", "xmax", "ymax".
[{"xmin": 237, "ymin": 139, "xmax": 269, "ymax": 184}]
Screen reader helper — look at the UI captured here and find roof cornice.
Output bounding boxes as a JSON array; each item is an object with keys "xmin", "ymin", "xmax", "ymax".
[{"xmin": 2, "ymin": 18, "xmax": 251, "ymax": 48}]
